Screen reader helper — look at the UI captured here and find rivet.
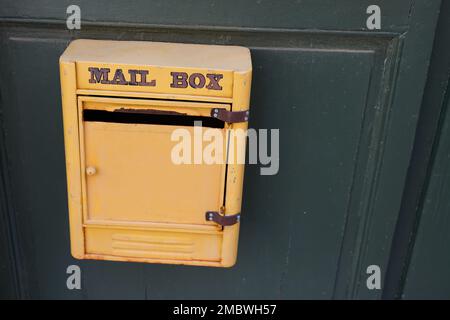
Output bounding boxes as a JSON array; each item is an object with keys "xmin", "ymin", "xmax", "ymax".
[{"xmin": 86, "ymin": 166, "xmax": 97, "ymax": 176}]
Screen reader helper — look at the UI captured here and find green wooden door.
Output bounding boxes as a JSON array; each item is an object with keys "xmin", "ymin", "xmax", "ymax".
[{"xmin": 0, "ymin": 0, "xmax": 443, "ymax": 299}]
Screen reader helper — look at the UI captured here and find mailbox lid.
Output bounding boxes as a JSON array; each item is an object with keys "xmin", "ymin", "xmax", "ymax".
[{"xmin": 60, "ymin": 39, "xmax": 252, "ymax": 71}]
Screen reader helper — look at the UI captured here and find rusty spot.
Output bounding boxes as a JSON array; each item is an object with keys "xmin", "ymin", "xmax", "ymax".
[{"xmin": 114, "ymin": 108, "xmax": 187, "ymax": 116}]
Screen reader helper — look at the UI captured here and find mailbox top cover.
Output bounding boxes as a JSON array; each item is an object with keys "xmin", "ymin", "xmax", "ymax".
[
  {"xmin": 60, "ymin": 39, "xmax": 251, "ymax": 71},
  {"xmin": 60, "ymin": 39, "xmax": 251, "ymax": 98}
]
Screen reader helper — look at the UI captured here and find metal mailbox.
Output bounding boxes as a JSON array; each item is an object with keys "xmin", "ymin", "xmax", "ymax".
[{"xmin": 59, "ymin": 39, "xmax": 252, "ymax": 267}]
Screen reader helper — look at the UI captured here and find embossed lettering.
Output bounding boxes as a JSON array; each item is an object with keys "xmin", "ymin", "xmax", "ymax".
[
  {"xmin": 206, "ymin": 73, "xmax": 223, "ymax": 90},
  {"xmin": 88, "ymin": 67, "xmax": 156, "ymax": 86},
  {"xmin": 88, "ymin": 67, "xmax": 111, "ymax": 84},
  {"xmin": 189, "ymin": 73, "xmax": 206, "ymax": 89},
  {"xmin": 170, "ymin": 72, "xmax": 189, "ymax": 88}
]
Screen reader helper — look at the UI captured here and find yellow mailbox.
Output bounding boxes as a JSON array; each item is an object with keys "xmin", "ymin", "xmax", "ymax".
[{"xmin": 59, "ymin": 39, "xmax": 252, "ymax": 267}]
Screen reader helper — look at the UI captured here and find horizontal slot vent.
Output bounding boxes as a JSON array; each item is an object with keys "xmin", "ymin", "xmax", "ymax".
[
  {"xmin": 83, "ymin": 109, "xmax": 224, "ymax": 128},
  {"xmin": 112, "ymin": 233, "xmax": 194, "ymax": 246},
  {"xmin": 111, "ymin": 233, "xmax": 194, "ymax": 256}
]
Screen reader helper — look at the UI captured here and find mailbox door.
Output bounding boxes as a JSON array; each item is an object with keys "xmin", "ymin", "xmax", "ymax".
[
  {"xmin": 83, "ymin": 122, "xmax": 224, "ymax": 225},
  {"xmin": 79, "ymin": 97, "xmax": 228, "ymax": 228}
]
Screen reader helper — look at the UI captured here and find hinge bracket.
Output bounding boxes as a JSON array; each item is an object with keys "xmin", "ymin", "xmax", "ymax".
[
  {"xmin": 205, "ymin": 211, "xmax": 240, "ymax": 226},
  {"xmin": 210, "ymin": 108, "xmax": 249, "ymax": 123}
]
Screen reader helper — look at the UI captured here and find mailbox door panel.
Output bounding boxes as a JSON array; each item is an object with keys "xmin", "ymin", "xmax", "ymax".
[{"xmin": 82, "ymin": 121, "xmax": 225, "ymax": 226}]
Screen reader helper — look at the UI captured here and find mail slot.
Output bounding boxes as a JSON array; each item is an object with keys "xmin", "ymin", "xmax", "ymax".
[{"xmin": 59, "ymin": 39, "xmax": 252, "ymax": 267}]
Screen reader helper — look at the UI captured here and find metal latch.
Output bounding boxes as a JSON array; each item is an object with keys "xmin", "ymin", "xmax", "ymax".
[
  {"xmin": 205, "ymin": 210, "xmax": 241, "ymax": 226},
  {"xmin": 210, "ymin": 108, "xmax": 249, "ymax": 123}
]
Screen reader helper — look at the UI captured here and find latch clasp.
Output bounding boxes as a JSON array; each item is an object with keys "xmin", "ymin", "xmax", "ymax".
[
  {"xmin": 205, "ymin": 210, "xmax": 240, "ymax": 226},
  {"xmin": 210, "ymin": 108, "xmax": 249, "ymax": 123}
]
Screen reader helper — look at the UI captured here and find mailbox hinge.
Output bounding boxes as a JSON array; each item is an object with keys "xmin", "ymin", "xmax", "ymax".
[
  {"xmin": 205, "ymin": 210, "xmax": 240, "ymax": 226},
  {"xmin": 210, "ymin": 108, "xmax": 249, "ymax": 123}
]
